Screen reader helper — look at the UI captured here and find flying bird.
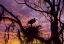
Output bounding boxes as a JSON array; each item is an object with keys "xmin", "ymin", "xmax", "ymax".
[{"xmin": 28, "ymin": 18, "xmax": 37, "ymax": 26}]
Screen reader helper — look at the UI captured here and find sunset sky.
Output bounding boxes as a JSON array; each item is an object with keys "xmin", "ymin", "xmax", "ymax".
[
  {"xmin": 0, "ymin": 0, "xmax": 63, "ymax": 44},
  {"xmin": 0, "ymin": 0, "xmax": 51, "ymax": 32}
]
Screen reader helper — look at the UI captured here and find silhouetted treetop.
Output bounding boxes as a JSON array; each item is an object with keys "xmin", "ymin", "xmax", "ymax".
[
  {"xmin": 25, "ymin": 26, "xmax": 39, "ymax": 42},
  {"xmin": 14, "ymin": 0, "xmax": 64, "ymax": 44}
]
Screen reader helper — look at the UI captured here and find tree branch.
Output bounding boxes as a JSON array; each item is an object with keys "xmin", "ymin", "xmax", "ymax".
[
  {"xmin": 0, "ymin": 4, "xmax": 25, "ymax": 33},
  {"xmin": 57, "ymin": 19, "xmax": 64, "ymax": 36},
  {"xmin": 45, "ymin": 0, "xmax": 52, "ymax": 7},
  {"xmin": 14, "ymin": 0, "xmax": 25, "ymax": 4}
]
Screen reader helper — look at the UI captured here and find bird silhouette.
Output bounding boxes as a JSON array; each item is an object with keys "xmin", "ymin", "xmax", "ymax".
[{"xmin": 27, "ymin": 18, "xmax": 37, "ymax": 26}]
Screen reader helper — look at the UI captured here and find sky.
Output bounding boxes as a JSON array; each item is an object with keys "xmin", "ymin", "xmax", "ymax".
[
  {"xmin": 0, "ymin": 0, "xmax": 52, "ymax": 44},
  {"xmin": 0, "ymin": 0, "xmax": 64, "ymax": 44},
  {"xmin": 0, "ymin": 0, "xmax": 51, "ymax": 32}
]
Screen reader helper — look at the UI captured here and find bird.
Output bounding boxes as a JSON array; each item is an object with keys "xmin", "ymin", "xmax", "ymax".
[{"xmin": 27, "ymin": 18, "xmax": 37, "ymax": 26}]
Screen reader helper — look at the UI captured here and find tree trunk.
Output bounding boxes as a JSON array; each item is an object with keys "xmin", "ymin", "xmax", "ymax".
[{"xmin": 51, "ymin": 15, "xmax": 61, "ymax": 44}]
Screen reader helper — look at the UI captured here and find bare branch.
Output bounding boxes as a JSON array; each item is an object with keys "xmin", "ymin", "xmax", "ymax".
[
  {"xmin": 45, "ymin": 0, "xmax": 52, "ymax": 7},
  {"xmin": 15, "ymin": 0, "xmax": 50, "ymax": 14},
  {"xmin": 14, "ymin": 0, "xmax": 25, "ymax": 4},
  {"xmin": 0, "ymin": 4, "xmax": 25, "ymax": 33}
]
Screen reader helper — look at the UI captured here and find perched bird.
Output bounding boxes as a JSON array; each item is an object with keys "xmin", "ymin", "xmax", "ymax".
[{"xmin": 28, "ymin": 18, "xmax": 37, "ymax": 26}]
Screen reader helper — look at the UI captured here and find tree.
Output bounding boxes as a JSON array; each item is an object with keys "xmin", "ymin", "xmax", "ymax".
[
  {"xmin": 0, "ymin": 4, "xmax": 48, "ymax": 44},
  {"xmin": 14, "ymin": 0, "xmax": 64, "ymax": 44},
  {"xmin": 0, "ymin": 4, "xmax": 25, "ymax": 44}
]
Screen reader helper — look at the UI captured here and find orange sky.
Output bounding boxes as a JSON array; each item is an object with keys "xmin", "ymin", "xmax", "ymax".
[{"xmin": 0, "ymin": 31, "xmax": 51, "ymax": 44}]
